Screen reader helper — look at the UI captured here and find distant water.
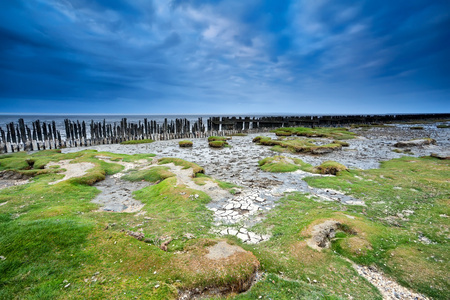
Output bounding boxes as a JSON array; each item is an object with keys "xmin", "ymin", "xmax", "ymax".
[
  {"xmin": 0, "ymin": 112, "xmax": 426, "ymax": 134},
  {"xmin": 0, "ymin": 113, "xmax": 282, "ymax": 134}
]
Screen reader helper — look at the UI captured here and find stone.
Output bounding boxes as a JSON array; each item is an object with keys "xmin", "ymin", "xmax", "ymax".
[
  {"xmin": 394, "ymin": 138, "xmax": 436, "ymax": 148},
  {"xmin": 236, "ymin": 233, "xmax": 249, "ymax": 241},
  {"xmin": 306, "ymin": 220, "xmax": 341, "ymax": 250}
]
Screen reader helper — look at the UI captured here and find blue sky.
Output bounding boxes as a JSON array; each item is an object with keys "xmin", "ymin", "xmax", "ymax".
[{"xmin": 1, "ymin": 0, "xmax": 449, "ymax": 114}]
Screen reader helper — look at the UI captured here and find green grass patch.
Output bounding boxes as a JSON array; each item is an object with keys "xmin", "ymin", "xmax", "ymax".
[
  {"xmin": 158, "ymin": 157, "xmax": 204, "ymax": 175},
  {"xmin": 209, "ymin": 140, "xmax": 228, "ymax": 148},
  {"xmin": 333, "ymin": 140, "xmax": 349, "ymax": 147},
  {"xmin": 254, "ymin": 136, "xmax": 343, "ymax": 154},
  {"xmin": 133, "ymin": 177, "xmax": 212, "ymax": 238},
  {"xmin": 179, "ymin": 140, "xmax": 193, "ymax": 147},
  {"xmin": 248, "ymin": 194, "xmax": 383, "ymax": 299},
  {"xmin": 227, "ymin": 133, "xmax": 247, "ymax": 137},
  {"xmin": 316, "ymin": 161, "xmax": 348, "ymax": 175},
  {"xmin": 120, "ymin": 139, "xmax": 155, "ymax": 145},
  {"xmin": 208, "ymin": 136, "xmax": 227, "ymax": 142},
  {"xmin": 272, "ymin": 127, "xmax": 356, "ymax": 140},
  {"xmin": 303, "ymin": 156, "xmax": 450, "ymax": 299},
  {"xmin": 258, "ymin": 156, "xmax": 311, "ymax": 173},
  {"xmin": 122, "ymin": 166, "xmax": 175, "ymax": 182}
]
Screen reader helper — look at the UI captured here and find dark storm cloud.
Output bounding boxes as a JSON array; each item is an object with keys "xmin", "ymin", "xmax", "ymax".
[{"xmin": 0, "ymin": 0, "xmax": 449, "ymax": 113}]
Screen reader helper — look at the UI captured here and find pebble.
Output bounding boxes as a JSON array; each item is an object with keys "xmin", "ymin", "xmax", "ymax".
[{"xmin": 355, "ymin": 265, "xmax": 429, "ymax": 300}]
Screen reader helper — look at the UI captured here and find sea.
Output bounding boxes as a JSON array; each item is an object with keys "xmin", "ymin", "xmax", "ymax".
[{"xmin": 0, "ymin": 113, "xmax": 286, "ymax": 138}]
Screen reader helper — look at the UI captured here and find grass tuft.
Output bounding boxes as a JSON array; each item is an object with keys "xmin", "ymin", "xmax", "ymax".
[
  {"xmin": 120, "ymin": 139, "xmax": 155, "ymax": 145},
  {"xmin": 122, "ymin": 166, "xmax": 175, "ymax": 182},
  {"xmin": 179, "ymin": 140, "xmax": 193, "ymax": 147},
  {"xmin": 315, "ymin": 161, "xmax": 348, "ymax": 175},
  {"xmin": 158, "ymin": 157, "xmax": 204, "ymax": 175}
]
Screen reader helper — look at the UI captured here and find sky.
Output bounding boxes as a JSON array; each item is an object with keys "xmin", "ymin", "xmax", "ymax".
[{"xmin": 0, "ymin": 0, "xmax": 449, "ymax": 115}]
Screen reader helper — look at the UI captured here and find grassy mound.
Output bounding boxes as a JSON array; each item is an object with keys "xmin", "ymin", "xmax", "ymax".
[
  {"xmin": 120, "ymin": 138, "xmax": 155, "ymax": 145},
  {"xmin": 209, "ymin": 141, "xmax": 228, "ymax": 148},
  {"xmin": 258, "ymin": 156, "xmax": 346, "ymax": 175},
  {"xmin": 227, "ymin": 133, "xmax": 247, "ymax": 137},
  {"xmin": 208, "ymin": 136, "xmax": 230, "ymax": 148},
  {"xmin": 179, "ymin": 140, "xmax": 193, "ymax": 147},
  {"xmin": 208, "ymin": 136, "xmax": 227, "ymax": 142},
  {"xmin": 259, "ymin": 156, "xmax": 313, "ymax": 173},
  {"xmin": 254, "ymin": 136, "xmax": 343, "ymax": 155},
  {"xmin": 272, "ymin": 126, "xmax": 356, "ymax": 140},
  {"xmin": 315, "ymin": 161, "xmax": 348, "ymax": 175},
  {"xmin": 122, "ymin": 166, "xmax": 175, "ymax": 182},
  {"xmin": 158, "ymin": 157, "xmax": 204, "ymax": 175}
]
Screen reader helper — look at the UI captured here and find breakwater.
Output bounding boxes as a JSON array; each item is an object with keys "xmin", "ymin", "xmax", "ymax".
[{"xmin": 0, "ymin": 113, "xmax": 448, "ymax": 153}]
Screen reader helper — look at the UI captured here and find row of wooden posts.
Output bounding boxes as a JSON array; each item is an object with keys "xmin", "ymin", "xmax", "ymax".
[{"xmin": 0, "ymin": 113, "xmax": 448, "ymax": 153}]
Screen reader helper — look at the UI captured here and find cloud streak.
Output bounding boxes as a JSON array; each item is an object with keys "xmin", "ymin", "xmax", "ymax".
[{"xmin": 0, "ymin": 0, "xmax": 449, "ymax": 114}]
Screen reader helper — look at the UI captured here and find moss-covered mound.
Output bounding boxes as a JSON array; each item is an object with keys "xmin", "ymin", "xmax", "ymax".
[
  {"xmin": 158, "ymin": 157, "xmax": 204, "ymax": 175},
  {"xmin": 209, "ymin": 141, "xmax": 228, "ymax": 148},
  {"xmin": 122, "ymin": 166, "xmax": 175, "ymax": 182},
  {"xmin": 208, "ymin": 136, "xmax": 227, "ymax": 142},
  {"xmin": 272, "ymin": 127, "xmax": 356, "ymax": 140},
  {"xmin": 175, "ymin": 239, "xmax": 260, "ymax": 298},
  {"xmin": 120, "ymin": 138, "xmax": 155, "ymax": 145},
  {"xmin": 179, "ymin": 140, "xmax": 193, "ymax": 147},
  {"xmin": 254, "ymin": 136, "xmax": 343, "ymax": 155},
  {"xmin": 315, "ymin": 161, "xmax": 348, "ymax": 175},
  {"xmin": 259, "ymin": 156, "xmax": 314, "ymax": 173}
]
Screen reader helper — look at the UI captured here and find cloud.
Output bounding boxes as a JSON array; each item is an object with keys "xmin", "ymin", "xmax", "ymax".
[{"xmin": 0, "ymin": 0, "xmax": 449, "ymax": 113}]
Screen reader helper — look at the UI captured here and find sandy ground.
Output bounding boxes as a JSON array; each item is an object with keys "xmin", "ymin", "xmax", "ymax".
[{"xmin": 46, "ymin": 160, "xmax": 95, "ymax": 185}]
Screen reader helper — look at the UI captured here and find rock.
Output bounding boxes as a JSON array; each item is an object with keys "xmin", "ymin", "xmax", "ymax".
[
  {"xmin": 394, "ymin": 138, "xmax": 436, "ymax": 148},
  {"xmin": 311, "ymin": 147, "xmax": 334, "ymax": 154},
  {"xmin": 160, "ymin": 237, "xmax": 173, "ymax": 251},
  {"xmin": 0, "ymin": 170, "xmax": 30, "ymax": 180},
  {"xmin": 183, "ymin": 233, "xmax": 195, "ymax": 239},
  {"xmin": 306, "ymin": 220, "xmax": 342, "ymax": 250},
  {"xmin": 126, "ymin": 230, "xmax": 145, "ymax": 241},
  {"xmin": 430, "ymin": 152, "xmax": 450, "ymax": 160}
]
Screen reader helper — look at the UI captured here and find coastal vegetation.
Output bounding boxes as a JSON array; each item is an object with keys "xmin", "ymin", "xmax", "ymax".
[
  {"xmin": 0, "ymin": 148, "xmax": 448, "ymax": 299},
  {"xmin": 271, "ymin": 126, "xmax": 356, "ymax": 140},
  {"xmin": 301, "ymin": 156, "xmax": 449, "ymax": 299},
  {"xmin": 253, "ymin": 136, "xmax": 343, "ymax": 154},
  {"xmin": 158, "ymin": 157, "xmax": 204, "ymax": 175},
  {"xmin": 122, "ymin": 166, "xmax": 175, "ymax": 182},
  {"xmin": 316, "ymin": 161, "xmax": 348, "ymax": 175},
  {"xmin": 120, "ymin": 139, "xmax": 155, "ymax": 145},
  {"xmin": 258, "ymin": 156, "xmax": 313, "ymax": 173},
  {"xmin": 208, "ymin": 136, "xmax": 230, "ymax": 148},
  {"xmin": 178, "ymin": 140, "xmax": 193, "ymax": 147},
  {"xmin": 258, "ymin": 156, "xmax": 347, "ymax": 175}
]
